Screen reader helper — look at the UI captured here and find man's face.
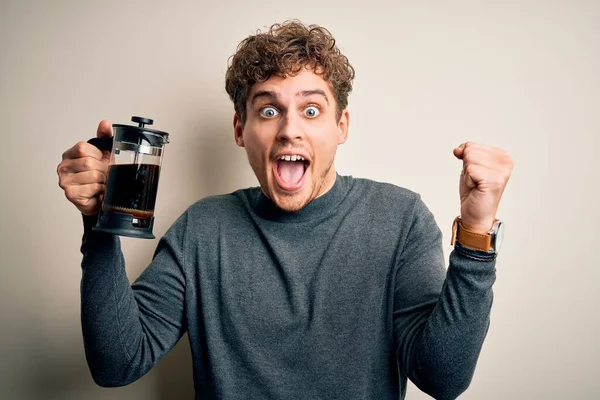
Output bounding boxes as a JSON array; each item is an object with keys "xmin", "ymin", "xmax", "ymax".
[{"xmin": 234, "ymin": 67, "xmax": 349, "ymax": 212}]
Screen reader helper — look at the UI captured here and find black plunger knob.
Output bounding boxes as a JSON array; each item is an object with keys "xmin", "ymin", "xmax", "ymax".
[{"xmin": 132, "ymin": 116, "xmax": 153, "ymax": 128}]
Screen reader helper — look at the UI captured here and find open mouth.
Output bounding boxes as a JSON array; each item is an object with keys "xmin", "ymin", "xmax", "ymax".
[{"xmin": 273, "ymin": 154, "xmax": 310, "ymax": 191}]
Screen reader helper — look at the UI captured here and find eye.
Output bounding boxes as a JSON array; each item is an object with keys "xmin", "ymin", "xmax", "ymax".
[
  {"xmin": 303, "ymin": 105, "xmax": 320, "ymax": 118},
  {"xmin": 260, "ymin": 106, "xmax": 279, "ymax": 118}
]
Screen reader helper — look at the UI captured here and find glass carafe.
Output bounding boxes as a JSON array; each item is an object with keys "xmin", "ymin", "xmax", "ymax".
[{"xmin": 88, "ymin": 116, "xmax": 169, "ymax": 239}]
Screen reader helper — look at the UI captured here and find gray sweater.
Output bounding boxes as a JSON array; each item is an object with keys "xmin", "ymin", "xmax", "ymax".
[{"xmin": 80, "ymin": 174, "xmax": 497, "ymax": 400}]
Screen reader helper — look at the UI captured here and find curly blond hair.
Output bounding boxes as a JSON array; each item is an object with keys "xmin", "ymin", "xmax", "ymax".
[{"xmin": 225, "ymin": 20, "xmax": 355, "ymax": 124}]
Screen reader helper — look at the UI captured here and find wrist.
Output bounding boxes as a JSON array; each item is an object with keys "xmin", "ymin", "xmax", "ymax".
[
  {"xmin": 451, "ymin": 216, "xmax": 505, "ymax": 255},
  {"xmin": 454, "ymin": 241, "xmax": 497, "ymax": 261},
  {"xmin": 459, "ymin": 218, "xmax": 495, "ymax": 234}
]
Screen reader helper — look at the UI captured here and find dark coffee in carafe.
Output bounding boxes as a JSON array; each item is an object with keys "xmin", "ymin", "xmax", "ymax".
[
  {"xmin": 102, "ymin": 164, "xmax": 161, "ymax": 219},
  {"xmin": 89, "ymin": 116, "xmax": 169, "ymax": 239}
]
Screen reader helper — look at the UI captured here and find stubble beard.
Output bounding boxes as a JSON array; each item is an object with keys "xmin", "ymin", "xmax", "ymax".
[
  {"xmin": 276, "ymin": 159, "xmax": 334, "ymax": 212},
  {"xmin": 249, "ymin": 147, "xmax": 336, "ymax": 212}
]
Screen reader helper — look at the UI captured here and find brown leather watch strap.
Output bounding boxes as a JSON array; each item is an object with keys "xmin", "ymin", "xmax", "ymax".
[{"xmin": 451, "ymin": 217, "xmax": 493, "ymax": 252}]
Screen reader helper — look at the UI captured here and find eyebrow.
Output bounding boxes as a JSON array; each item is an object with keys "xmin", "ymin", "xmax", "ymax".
[
  {"xmin": 250, "ymin": 89, "xmax": 330, "ymax": 106},
  {"xmin": 298, "ymin": 89, "xmax": 329, "ymax": 105},
  {"xmin": 250, "ymin": 90, "xmax": 278, "ymax": 107}
]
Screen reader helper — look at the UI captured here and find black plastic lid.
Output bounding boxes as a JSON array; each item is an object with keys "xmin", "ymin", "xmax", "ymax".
[{"xmin": 113, "ymin": 116, "xmax": 169, "ymax": 146}]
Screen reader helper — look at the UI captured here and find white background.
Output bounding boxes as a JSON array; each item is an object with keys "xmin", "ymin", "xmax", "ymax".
[{"xmin": 1, "ymin": 0, "xmax": 598, "ymax": 398}]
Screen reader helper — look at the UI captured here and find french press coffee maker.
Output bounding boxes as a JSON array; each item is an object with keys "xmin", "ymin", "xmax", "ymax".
[{"xmin": 88, "ymin": 116, "xmax": 170, "ymax": 239}]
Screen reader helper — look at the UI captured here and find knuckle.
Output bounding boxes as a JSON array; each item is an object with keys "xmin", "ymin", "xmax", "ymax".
[
  {"xmin": 506, "ymin": 155, "xmax": 514, "ymax": 169},
  {"xmin": 493, "ymin": 175, "xmax": 506, "ymax": 187},
  {"xmin": 64, "ymin": 186, "xmax": 76, "ymax": 200},
  {"xmin": 95, "ymin": 183, "xmax": 106, "ymax": 195},
  {"xmin": 58, "ymin": 174, "xmax": 70, "ymax": 190},
  {"xmin": 82, "ymin": 157, "xmax": 94, "ymax": 170},
  {"xmin": 74, "ymin": 141, "xmax": 88, "ymax": 156},
  {"xmin": 93, "ymin": 169, "xmax": 105, "ymax": 183},
  {"xmin": 57, "ymin": 161, "xmax": 70, "ymax": 176},
  {"xmin": 499, "ymin": 157, "xmax": 513, "ymax": 171}
]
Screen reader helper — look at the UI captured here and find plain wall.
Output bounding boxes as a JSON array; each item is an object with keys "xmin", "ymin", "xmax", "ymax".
[{"xmin": 1, "ymin": 0, "xmax": 598, "ymax": 399}]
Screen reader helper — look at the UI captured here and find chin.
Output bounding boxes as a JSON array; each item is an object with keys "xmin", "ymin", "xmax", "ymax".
[
  {"xmin": 264, "ymin": 180, "xmax": 310, "ymax": 211},
  {"xmin": 258, "ymin": 161, "xmax": 328, "ymax": 212},
  {"xmin": 272, "ymin": 194, "xmax": 311, "ymax": 212}
]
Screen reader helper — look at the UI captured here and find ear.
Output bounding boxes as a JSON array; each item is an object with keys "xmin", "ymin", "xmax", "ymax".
[
  {"xmin": 337, "ymin": 109, "xmax": 349, "ymax": 145},
  {"xmin": 233, "ymin": 114, "xmax": 244, "ymax": 147}
]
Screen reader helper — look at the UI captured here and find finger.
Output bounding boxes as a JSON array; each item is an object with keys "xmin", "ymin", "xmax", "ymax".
[
  {"xmin": 97, "ymin": 119, "xmax": 113, "ymax": 138},
  {"xmin": 57, "ymin": 156, "xmax": 108, "ymax": 175},
  {"xmin": 463, "ymin": 164, "xmax": 488, "ymax": 189},
  {"xmin": 62, "ymin": 141, "xmax": 104, "ymax": 161},
  {"xmin": 101, "ymin": 149, "xmax": 111, "ymax": 162},
  {"xmin": 59, "ymin": 169, "xmax": 107, "ymax": 188},
  {"xmin": 462, "ymin": 167, "xmax": 477, "ymax": 190},
  {"xmin": 78, "ymin": 196, "xmax": 102, "ymax": 216},
  {"xmin": 454, "ymin": 141, "xmax": 494, "ymax": 159},
  {"xmin": 64, "ymin": 183, "xmax": 106, "ymax": 204},
  {"xmin": 453, "ymin": 141, "xmax": 479, "ymax": 159},
  {"xmin": 453, "ymin": 143, "xmax": 466, "ymax": 159},
  {"xmin": 463, "ymin": 147, "xmax": 514, "ymax": 175},
  {"xmin": 461, "ymin": 148, "xmax": 497, "ymax": 169}
]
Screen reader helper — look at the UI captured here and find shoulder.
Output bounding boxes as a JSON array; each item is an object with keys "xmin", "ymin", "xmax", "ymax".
[
  {"xmin": 345, "ymin": 175, "xmax": 422, "ymax": 211},
  {"xmin": 347, "ymin": 176, "xmax": 442, "ymax": 249},
  {"xmin": 187, "ymin": 191, "xmax": 244, "ymax": 214},
  {"xmin": 182, "ymin": 187, "xmax": 258, "ymax": 222},
  {"xmin": 162, "ymin": 188, "xmax": 258, "ymax": 241},
  {"xmin": 334, "ymin": 175, "xmax": 433, "ymax": 235}
]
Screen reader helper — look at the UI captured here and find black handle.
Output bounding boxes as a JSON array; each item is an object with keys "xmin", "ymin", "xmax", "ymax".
[{"xmin": 87, "ymin": 137, "xmax": 113, "ymax": 152}]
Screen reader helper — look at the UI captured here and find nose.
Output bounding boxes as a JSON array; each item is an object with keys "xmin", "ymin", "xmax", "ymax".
[{"xmin": 277, "ymin": 112, "xmax": 304, "ymax": 142}]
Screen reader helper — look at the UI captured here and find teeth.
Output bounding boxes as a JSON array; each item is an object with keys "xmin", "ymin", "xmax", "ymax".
[{"xmin": 279, "ymin": 155, "xmax": 305, "ymax": 161}]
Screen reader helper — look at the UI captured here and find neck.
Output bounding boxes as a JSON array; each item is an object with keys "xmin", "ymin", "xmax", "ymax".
[{"xmin": 253, "ymin": 173, "xmax": 348, "ymax": 223}]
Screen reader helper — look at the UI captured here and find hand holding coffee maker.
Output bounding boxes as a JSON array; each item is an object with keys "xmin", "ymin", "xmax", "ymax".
[{"xmin": 57, "ymin": 116, "xmax": 169, "ymax": 239}]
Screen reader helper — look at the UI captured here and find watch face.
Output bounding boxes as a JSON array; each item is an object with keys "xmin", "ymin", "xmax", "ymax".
[{"xmin": 493, "ymin": 221, "xmax": 505, "ymax": 252}]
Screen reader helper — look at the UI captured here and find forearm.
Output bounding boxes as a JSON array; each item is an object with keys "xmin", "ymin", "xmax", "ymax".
[
  {"xmin": 79, "ymin": 215, "xmax": 186, "ymax": 387},
  {"xmin": 408, "ymin": 244, "xmax": 496, "ymax": 399},
  {"xmin": 80, "ymin": 215, "xmax": 151, "ymax": 386}
]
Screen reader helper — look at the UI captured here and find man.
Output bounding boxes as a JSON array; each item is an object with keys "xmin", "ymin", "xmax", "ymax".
[{"xmin": 57, "ymin": 21, "xmax": 513, "ymax": 399}]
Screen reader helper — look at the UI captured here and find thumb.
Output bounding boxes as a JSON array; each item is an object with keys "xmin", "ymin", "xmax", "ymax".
[
  {"xmin": 453, "ymin": 143, "xmax": 466, "ymax": 159},
  {"xmin": 97, "ymin": 119, "xmax": 113, "ymax": 138}
]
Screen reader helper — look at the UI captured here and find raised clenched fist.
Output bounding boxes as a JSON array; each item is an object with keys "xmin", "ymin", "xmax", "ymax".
[{"xmin": 453, "ymin": 142, "xmax": 514, "ymax": 234}]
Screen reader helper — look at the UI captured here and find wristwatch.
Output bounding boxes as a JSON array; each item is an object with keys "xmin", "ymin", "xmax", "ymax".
[{"xmin": 451, "ymin": 216, "xmax": 504, "ymax": 254}]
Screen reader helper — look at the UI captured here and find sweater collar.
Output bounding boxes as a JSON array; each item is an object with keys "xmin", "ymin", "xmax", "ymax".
[{"xmin": 252, "ymin": 174, "xmax": 349, "ymax": 223}]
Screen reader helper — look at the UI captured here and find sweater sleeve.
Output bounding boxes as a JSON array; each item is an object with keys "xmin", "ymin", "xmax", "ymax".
[
  {"xmin": 393, "ymin": 196, "xmax": 496, "ymax": 400},
  {"xmin": 79, "ymin": 212, "xmax": 188, "ymax": 387}
]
